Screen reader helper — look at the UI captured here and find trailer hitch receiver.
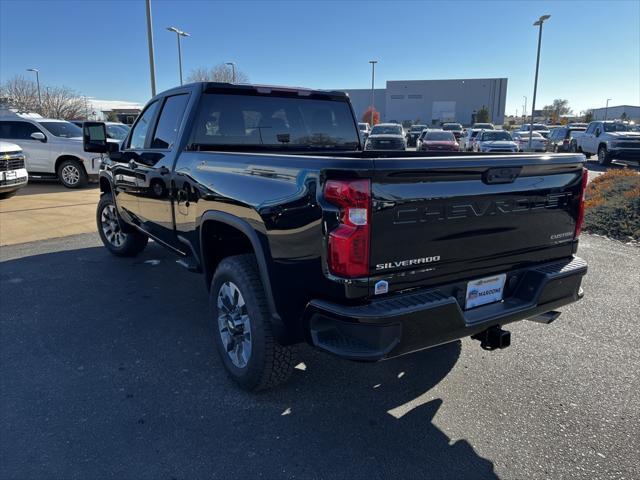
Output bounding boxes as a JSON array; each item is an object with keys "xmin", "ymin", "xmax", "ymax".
[{"xmin": 472, "ymin": 326, "xmax": 511, "ymax": 351}]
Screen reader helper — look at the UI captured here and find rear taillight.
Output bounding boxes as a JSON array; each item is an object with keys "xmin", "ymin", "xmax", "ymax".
[
  {"xmin": 563, "ymin": 139, "xmax": 570, "ymax": 145},
  {"xmin": 324, "ymin": 179, "xmax": 371, "ymax": 277},
  {"xmin": 575, "ymin": 168, "xmax": 589, "ymax": 237}
]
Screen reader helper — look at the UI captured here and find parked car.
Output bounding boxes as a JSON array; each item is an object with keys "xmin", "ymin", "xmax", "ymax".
[
  {"xmin": 568, "ymin": 122, "xmax": 588, "ymax": 129},
  {"xmin": 472, "ymin": 122, "xmax": 495, "ymax": 130},
  {"xmin": 575, "ymin": 121, "xmax": 640, "ymax": 165},
  {"xmin": 358, "ymin": 122, "xmax": 371, "ymax": 142},
  {"xmin": 512, "ymin": 131, "xmax": 548, "ymax": 152},
  {"xmin": 518, "ymin": 123, "xmax": 551, "ymax": 139},
  {"xmin": 0, "ymin": 141, "xmax": 28, "ymax": 198},
  {"xmin": 405, "ymin": 124, "xmax": 427, "ymax": 147},
  {"xmin": 546, "ymin": 127, "xmax": 587, "ymax": 153},
  {"xmin": 460, "ymin": 128, "xmax": 481, "ymax": 151},
  {"xmin": 71, "ymin": 121, "xmax": 130, "ymax": 142},
  {"xmin": 365, "ymin": 123, "xmax": 407, "ymax": 150},
  {"xmin": 0, "ymin": 116, "xmax": 101, "ymax": 188},
  {"xmin": 83, "ymin": 81, "xmax": 588, "ymax": 391},
  {"xmin": 473, "ymin": 130, "xmax": 518, "ymax": 152},
  {"xmin": 441, "ymin": 122, "xmax": 464, "ymax": 141},
  {"xmin": 418, "ymin": 130, "xmax": 459, "ymax": 152}
]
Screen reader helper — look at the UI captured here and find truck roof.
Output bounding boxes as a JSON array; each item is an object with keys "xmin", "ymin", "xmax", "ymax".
[{"xmin": 158, "ymin": 82, "xmax": 348, "ymax": 100}]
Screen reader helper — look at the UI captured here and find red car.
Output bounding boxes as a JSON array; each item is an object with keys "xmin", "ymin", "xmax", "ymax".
[{"xmin": 418, "ymin": 130, "xmax": 459, "ymax": 151}]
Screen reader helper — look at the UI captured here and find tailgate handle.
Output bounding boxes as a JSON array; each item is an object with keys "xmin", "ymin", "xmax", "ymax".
[{"xmin": 483, "ymin": 167, "xmax": 522, "ymax": 184}]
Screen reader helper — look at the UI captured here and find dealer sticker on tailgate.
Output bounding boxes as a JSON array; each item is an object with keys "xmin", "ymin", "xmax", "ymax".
[{"xmin": 465, "ymin": 273, "xmax": 507, "ymax": 309}]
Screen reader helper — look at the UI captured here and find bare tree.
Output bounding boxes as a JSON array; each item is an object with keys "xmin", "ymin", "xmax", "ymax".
[
  {"xmin": 0, "ymin": 76, "xmax": 40, "ymax": 113},
  {"xmin": 0, "ymin": 75, "xmax": 86, "ymax": 119},
  {"xmin": 41, "ymin": 86, "xmax": 86, "ymax": 120},
  {"xmin": 186, "ymin": 63, "xmax": 249, "ymax": 83}
]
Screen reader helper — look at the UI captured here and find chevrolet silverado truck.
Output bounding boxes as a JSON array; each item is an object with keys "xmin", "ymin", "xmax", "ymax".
[
  {"xmin": 84, "ymin": 82, "xmax": 588, "ymax": 391},
  {"xmin": 575, "ymin": 120, "xmax": 640, "ymax": 165}
]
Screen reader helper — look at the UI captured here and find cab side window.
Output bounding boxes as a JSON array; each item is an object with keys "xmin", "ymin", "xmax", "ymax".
[
  {"xmin": 129, "ymin": 101, "xmax": 160, "ymax": 149},
  {"xmin": 150, "ymin": 94, "xmax": 190, "ymax": 149},
  {"xmin": 0, "ymin": 121, "xmax": 40, "ymax": 139}
]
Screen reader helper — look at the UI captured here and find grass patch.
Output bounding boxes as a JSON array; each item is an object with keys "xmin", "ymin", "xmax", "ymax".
[{"xmin": 584, "ymin": 169, "xmax": 640, "ymax": 241}]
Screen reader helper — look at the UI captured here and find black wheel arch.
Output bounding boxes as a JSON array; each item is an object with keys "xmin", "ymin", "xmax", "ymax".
[{"xmin": 198, "ymin": 210, "xmax": 286, "ymax": 341}]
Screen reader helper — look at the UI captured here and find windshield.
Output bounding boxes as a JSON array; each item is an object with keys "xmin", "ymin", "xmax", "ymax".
[
  {"xmin": 371, "ymin": 125, "xmax": 403, "ymax": 135},
  {"xmin": 442, "ymin": 123, "xmax": 462, "ymax": 131},
  {"xmin": 39, "ymin": 121, "xmax": 83, "ymax": 138},
  {"xmin": 106, "ymin": 124, "xmax": 129, "ymax": 141},
  {"xmin": 480, "ymin": 131, "xmax": 512, "ymax": 141},
  {"xmin": 603, "ymin": 123, "xmax": 632, "ymax": 132},
  {"xmin": 426, "ymin": 131, "xmax": 455, "ymax": 141},
  {"xmin": 410, "ymin": 125, "xmax": 426, "ymax": 132},
  {"xmin": 190, "ymin": 93, "xmax": 360, "ymax": 150}
]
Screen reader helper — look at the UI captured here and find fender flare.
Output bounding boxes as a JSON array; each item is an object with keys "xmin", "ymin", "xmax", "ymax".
[{"xmin": 199, "ymin": 211, "xmax": 286, "ymax": 340}]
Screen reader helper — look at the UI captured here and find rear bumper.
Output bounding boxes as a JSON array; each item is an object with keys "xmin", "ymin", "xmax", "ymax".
[{"xmin": 306, "ymin": 256, "xmax": 587, "ymax": 361}]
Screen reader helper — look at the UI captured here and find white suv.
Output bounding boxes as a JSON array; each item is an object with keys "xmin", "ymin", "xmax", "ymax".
[
  {"xmin": 0, "ymin": 141, "xmax": 28, "ymax": 198},
  {"xmin": 0, "ymin": 115, "xmax": 102, "ymax": 188}
]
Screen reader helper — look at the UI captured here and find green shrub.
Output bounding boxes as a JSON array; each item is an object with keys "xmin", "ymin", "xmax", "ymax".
[{"xmin": 584, "ymin": 169, "xmax": 640, "ymax": 241}]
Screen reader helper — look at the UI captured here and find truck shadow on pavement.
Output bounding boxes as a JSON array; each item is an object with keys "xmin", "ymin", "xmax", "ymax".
[{"xmin": 0, "ymin": 241, "xmax": 497, "ymax": 480}]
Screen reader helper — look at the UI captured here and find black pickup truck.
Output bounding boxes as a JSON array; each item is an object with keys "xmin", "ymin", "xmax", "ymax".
[{"xmin": 84, "ymin": 82, "xmax": 588, "ymax": 391}]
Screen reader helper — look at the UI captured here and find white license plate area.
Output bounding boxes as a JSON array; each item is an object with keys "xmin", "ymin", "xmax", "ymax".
[
  {"xmin": 465, "ymin": 273, "xmax": 507, "ymax": 309},
  {"xmin": 5, "ymin": 171, "xmax": 17, "ymax": 180}
]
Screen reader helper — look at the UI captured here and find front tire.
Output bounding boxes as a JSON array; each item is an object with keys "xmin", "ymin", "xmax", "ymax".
[
  {"xmin": 57, "ymin": 158, "xmax": 88, "ymax": 188},
  {"xmin": 210, "ymin": 254, "xmax": 296, "ymax": 391},
  {"xmin": 97, "ymin": 193, "xmax": 148, "ymax": 256},
  {"xmin": 598, "ymin": 145, "xmax": 612, "ymax": 165}
]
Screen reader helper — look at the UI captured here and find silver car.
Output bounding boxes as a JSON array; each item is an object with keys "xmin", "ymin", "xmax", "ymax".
[{"xmin": 512, "ymin": 131, "xmax": 548, "ymax": 152}]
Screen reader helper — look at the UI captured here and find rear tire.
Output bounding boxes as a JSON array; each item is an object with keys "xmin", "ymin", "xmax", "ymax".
[
  {"xmin": 210, "ymin": 254, "xmax": 296, "ymax": 391},
  {"xmin": 97, "ymin": 193, "xmax": 148, "ymax": 256},
  {"xmin": 57, "ymin": 158, "xmax": 88, "ymax": 188},
  {"xmin": 598, "ymin": 145, "xmax": 612, "ymax": 165}
]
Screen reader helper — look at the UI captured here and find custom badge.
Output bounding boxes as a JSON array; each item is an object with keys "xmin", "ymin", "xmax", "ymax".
[{"xmin": 375, "ymin": 280, "xmax": 389, "ymax": 295}]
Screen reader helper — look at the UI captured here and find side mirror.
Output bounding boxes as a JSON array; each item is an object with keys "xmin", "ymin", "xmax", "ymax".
[
  {"xmin": 83, "ymin": 122, "xmax": 108, "ymax": 153},
  {"xmin": 595, "ymin": 128, "xmax": 601, "ymax": 137},
  {"xmin": 30, "ymin": 132, "xmax": 46, "ymax": 142}
]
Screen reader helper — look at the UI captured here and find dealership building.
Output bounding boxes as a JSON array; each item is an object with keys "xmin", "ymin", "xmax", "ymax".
[
  {"xmin": 589, "ymin": 105, "xmax": 640, "ymax": 122},
  {"xmin": 342, "ymin": 78, "xmax": 508, "ymax": 127}
]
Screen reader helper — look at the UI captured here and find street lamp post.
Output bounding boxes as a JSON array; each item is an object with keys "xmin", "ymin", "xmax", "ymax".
[
  {"xmin": 604, "ymin": 98, "xmax": 612, "ymax": 121},
  {"xmin": 369, "ymin": 60, "xmax": 377, "ymax": 126},
  {"xmin": 167, "ymin": 26, "xmax": 190, "ymax": 85},
  {"xmin": 145, "ymin": 0, "xmax": 157, "ymax": 96},
  {"xmin": 522, "ymin": 95, "xmax": 527, "ymax": 122},
  {"xmin": 26, "ymin": 68, "xmax": 41, "ymax": 112},
  {"xmin": 225, "ymin": 62, "xmax": 237, "ymax": 83},
  {"xmin": 528, "ymin": 14, "xmax": 550, "ymax": 152}
]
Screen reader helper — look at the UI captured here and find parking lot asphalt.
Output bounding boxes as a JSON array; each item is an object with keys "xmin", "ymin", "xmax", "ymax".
[
  {"xmin": 1, "ymin": 231, "xmax": 638, "ymax": 479},
  {"xmin": 0, "ymin": 183, "xmax": 99, "ymax": 246}
]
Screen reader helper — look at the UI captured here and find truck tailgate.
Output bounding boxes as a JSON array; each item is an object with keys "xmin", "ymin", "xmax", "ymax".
[{"xmin": 369, "ymin": 154, "xmax": 585, "ymax": 294}]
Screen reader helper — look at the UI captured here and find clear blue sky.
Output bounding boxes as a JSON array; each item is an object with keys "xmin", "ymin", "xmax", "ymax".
[{"xmin": 1, "ymin": 0, "xmax": 638, "ymax": 115}]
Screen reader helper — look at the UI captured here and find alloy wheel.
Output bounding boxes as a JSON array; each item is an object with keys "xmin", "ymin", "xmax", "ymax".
[
  {"xmin": 100, "ymin": 203, "xmax": 126, "ymax": 247},
  {"xmin": 217, "ymin": 281, "xmax": 252, "ymax": 368},
  {"xmin": 61, "ymin": 164, "xmax": 80, "ymax": 186}
]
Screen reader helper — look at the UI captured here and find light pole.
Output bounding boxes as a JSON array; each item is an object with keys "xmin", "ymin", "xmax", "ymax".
[
  {"xmin": 225, "ymin": 62, "xmax": 237, "ymax": 83},
  {"xmin": 369, "ymin": 60, "xmax": 377, "ymax": 126},
  {"xmin": 167, "ymin": 26, "xmax": 190, "ymax": 85},
  {"xmin": 522, "ymin": 95, "xmax": 527, "ymax": 121},
  {"xmin": 528, "ymin": 14, "xmax": 550, "ymax": 152},
  {"xmin": 604, "ymin": 98, "xmax": 612, "ymax": 121},
  {"xmin": 26, "ymin": 68, "xmax": 41, "ymax": 112},
  {"xmin": 145, "ymin": 0, "xmax": 157, "ymax": 96}
]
